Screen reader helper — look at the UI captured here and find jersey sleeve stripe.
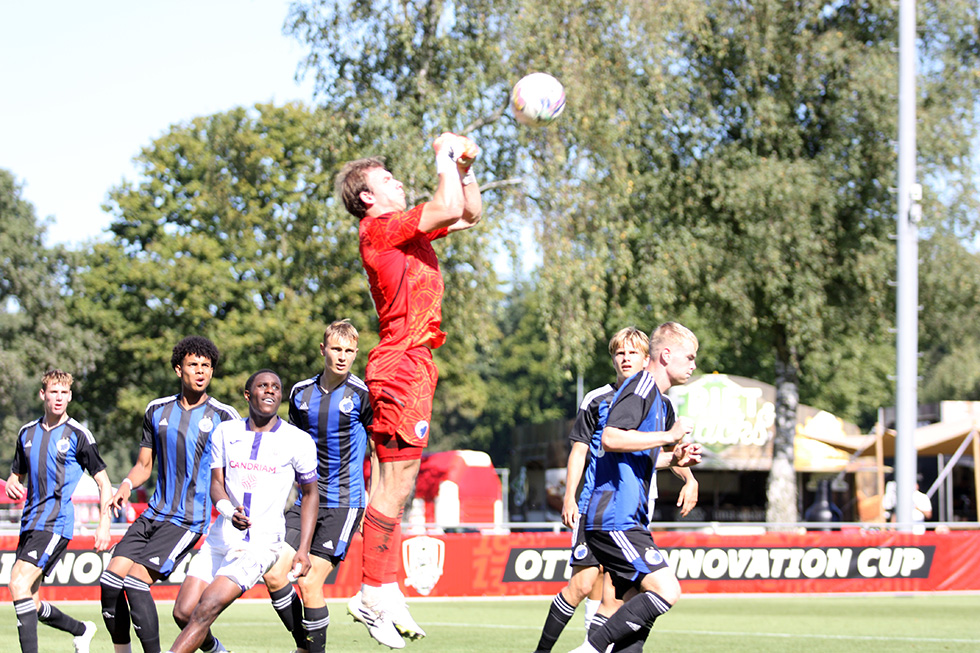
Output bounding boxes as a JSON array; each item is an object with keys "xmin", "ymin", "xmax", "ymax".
[
  {"xmin": 348, "ymin": 374, "xmax": 368, "ymax": 391},
  {"xmin": 580, "ymin": 383, "xmax": 614, "ymax": 411},
  {"xmin": 207, "ymin": 397, "xmax": 242, "ymax": 419},
  {"xmin": 633, "ymin": 372, "xmax": 656, "ymax": 398},
  {"xmin": 67, "ymin": 418, "xmax": 97, "ymax": 445}
]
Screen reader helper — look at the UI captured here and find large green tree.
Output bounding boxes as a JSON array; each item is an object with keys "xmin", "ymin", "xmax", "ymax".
[
  {"xmin": 520, "ymin": 0, "xmax": 980, "ymax": 521},
  {"xmin": 70, "ymin": 103, "xmax": 375, "ymax": 455},
  {"xmin": 918, "ymin": 232, "xmax": 980, "ymax": 402},
  {"xmin": 285, "ymin": 0, "xmax": 534, "ymax": 451},
  {"xmin": 0, "ymin": 169, "xmax": 103, "ymax": 455},
  {"xmin": 666, "ymin": 1, "xmax": 979, "ymax": 521},
  {"xmin": 286, "ymin": 2, "xmax": 980, "ymax": 496}
]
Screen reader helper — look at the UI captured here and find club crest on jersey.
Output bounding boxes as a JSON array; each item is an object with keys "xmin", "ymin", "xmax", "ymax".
[
  {"xmin": 402, "ymin": 535, "xmax": 445, "ymax": 596},
  {"xmin": 573, "ymin": 543, "xmax": 589, "ymax": 561},
  {"xmin": 644, "ymin": 547, "xmax": 664, "ymax": 566},
  {"xmin": 340, "ymin": 396, "xmax": 354, "ymax": 414},
  {"xmin": 414, "ymin": 421, "xmax": 429, "ymax": 440},
  {"xmin": 56, "ymin": 437, "xmax": 71, "ymax": 454},
  {"xmin": 198, "ymin": 417, "xmax": 214, "ymax": 433}
]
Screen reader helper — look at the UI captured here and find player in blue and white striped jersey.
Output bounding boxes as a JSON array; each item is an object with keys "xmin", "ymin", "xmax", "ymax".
[
  {"xmin": 101, "ymin": 336, "xmax": 240, "ymax": 653},
  {"xmin": 7, "ymin": 369, "xmax": 112, "ymax": 653},
  {"xmin": 532, "ymin": 327, "xmax": 648, "ymax": 653},
  {"xmin": 571, "ymin": 322, "xmax": 702, "ymax": 653},
  {"xmin": 263, "ymin": 320, "xmax": 378, "ymax": 653}
]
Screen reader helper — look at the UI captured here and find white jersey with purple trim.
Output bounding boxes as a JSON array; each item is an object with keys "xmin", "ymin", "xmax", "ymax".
[{"xmin": 207, "ymin": 417, "xmax": 317, "ymax": 550}]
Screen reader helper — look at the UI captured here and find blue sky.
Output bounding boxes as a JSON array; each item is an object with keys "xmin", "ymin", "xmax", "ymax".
[{"xmin": 0, "ymin": 1, "xmax": 314, "ymax": 246}]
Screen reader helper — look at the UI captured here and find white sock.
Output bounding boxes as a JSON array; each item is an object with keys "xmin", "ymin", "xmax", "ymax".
[
  {"xmin": 583, "ymin": 597, "xmax": 600, "ymax": 630},
  {"xmin": 361, "ymin": 584, "xmax": 383, "ymax": 607},
  {"xmin": 382, "ymin": 582, "xmax": 403, "ymax": 600},
  {"xmin": 114, "ymin": 645, "xmax": 133, "ymax": 653}
]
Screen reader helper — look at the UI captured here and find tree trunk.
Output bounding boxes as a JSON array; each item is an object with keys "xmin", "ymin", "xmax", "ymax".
[{"xmin": 766, "ymin": 351, "xmax": 800, "ymax": 526}]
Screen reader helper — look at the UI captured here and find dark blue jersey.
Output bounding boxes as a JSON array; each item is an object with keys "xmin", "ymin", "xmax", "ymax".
[
  {"xmin": 569, "ymin": 384, "xmax": 615, "ymax": 515},
  {"xmin": 289, "ymin": 372, "xmax": 372, "ymax": 508},
  {"xmin": 139, "ymin": 395, "xmax": 240, "ymax": 533},
  {"xmin": 12, "ymin": 417, "xmax": 106, "ymax": 539},
  {"xmin": 585, "ymin": 371, "xmax": 674, "ymax": 531}
]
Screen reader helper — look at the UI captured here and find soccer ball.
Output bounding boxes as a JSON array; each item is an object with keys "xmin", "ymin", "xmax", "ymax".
[{"xmin": 511, "ymin": 72, "xmax": 566, "ymax": 127}]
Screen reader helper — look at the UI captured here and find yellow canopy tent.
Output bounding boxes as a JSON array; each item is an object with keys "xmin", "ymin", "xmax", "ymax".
[{"xmin": 797, "ymin": 410, "xmax": 979, "ymax": 523}]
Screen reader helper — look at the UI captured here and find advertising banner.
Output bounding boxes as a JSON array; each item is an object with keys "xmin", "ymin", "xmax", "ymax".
[{"xmin": 1, "ymin": 530, "xmax": 977, "ymax": 602}]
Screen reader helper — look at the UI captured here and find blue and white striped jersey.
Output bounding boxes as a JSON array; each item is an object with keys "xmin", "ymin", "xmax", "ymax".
[
  {"xmin": 584, "ymin": 371, "xmax": 674, "ymax": 531},
  {"xmin": 139, "ymin": 394, "xmax": 240, "ymax": 533},
  {"xmin": 288, "ymin": 372, "xmax": 372, "ymax": 508},
  {"xmin": 12, "ymin": 417, "xmax": 106, "ymax": 539}
]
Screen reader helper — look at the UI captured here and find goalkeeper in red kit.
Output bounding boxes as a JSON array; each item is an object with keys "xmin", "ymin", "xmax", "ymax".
[{"xmin": 336, "ymin": 133, "xmax": 481, "ymax": 649}]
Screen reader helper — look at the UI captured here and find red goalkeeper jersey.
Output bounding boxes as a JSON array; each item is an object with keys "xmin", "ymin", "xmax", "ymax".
[{"xmin": 359, "ymin": 204, "xmax": 449, "ymax": 381}]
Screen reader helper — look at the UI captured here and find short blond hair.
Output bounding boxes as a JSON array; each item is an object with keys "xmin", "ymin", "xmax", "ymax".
[
  {"xmin": 41, "ymin": 369, "xmax": 73, "ymax": 390},
  {"xmin": 323, "ymin": 319, "xmax": 359, "ymax": 345},
  {"xmin": 649, "ymin": 322, "xmax": 698, "ymax": 358},
  {"xmin": 608, "ymin": 327, "xmax": 650, "ymax": 357}
]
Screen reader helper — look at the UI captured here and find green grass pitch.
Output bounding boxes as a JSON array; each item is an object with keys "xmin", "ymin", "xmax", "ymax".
[{"xmin": 3, "ymin": 594, "xmax": 979, "ymax": 652}]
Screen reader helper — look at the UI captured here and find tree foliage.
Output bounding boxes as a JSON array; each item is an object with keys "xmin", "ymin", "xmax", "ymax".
[
  {"xmin": 918, "ymin": 231, "xmax": 980, "ymax": 402},
  {"xmin": 398, "ymin": 0, "xmax": 980, "ymax": 519},
  {"xmin": 0, "ymin": 169, "xmax": 103, "ymax": 456},
  {"xmin": 70, "ymin": 104, "xmax": 376, "ymax": 457},
  {"xmin": 5, "ymin": 0, "xmax": 978, "ymax": 522}
]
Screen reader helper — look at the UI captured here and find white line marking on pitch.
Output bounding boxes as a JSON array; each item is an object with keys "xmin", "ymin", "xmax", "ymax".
[{"xmin": 420, "ymin": 622, "xmax": 980, "ymax": 644}]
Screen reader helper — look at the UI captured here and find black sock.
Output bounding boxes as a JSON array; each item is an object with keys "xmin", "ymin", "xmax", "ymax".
[
  {"xmin": 590, "ymin": 591, "xmax": 670, "ymax": 651},
  {"xmin": 588, "ymin": 612, "xmax": 608, "ymax": 635},
  {"xmin": 534, "ymin": 591, "xmax": 576, "ymax": 652},
  {"xmin": 302, "ymin": 605, "xmax": 330, "ymax": 653},
  {"xmin": 15, "ymin": 598, "xmax": 39, "ymax": 653},
  {"xmin": 611, "ymin": 622, "xmax": 652, "ymax": 652},
  {"xmin": 100, "ymin": 570, "xmax": 132, "ymax": 645},
  {"xmin": 37, "ymin": 601, "xmax": 86, "ymax": 636},
  {"xmin": 124, "ymin": 576, "xmax": 161, "ymax": 653},
  {"xmin": 269, "ymin": 585, "xmax": 306, "ymax": 649}
]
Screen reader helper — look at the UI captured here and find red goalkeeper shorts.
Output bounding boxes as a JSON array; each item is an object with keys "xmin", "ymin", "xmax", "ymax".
[{"xmin": 368, "ymin": 346, "xmax": 438, "ymax": 458}]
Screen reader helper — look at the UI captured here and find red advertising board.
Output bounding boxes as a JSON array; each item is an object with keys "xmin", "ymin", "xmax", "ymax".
[{"xmin": 1, "ymin": 529, "xmax": 977, "ymax": 602}]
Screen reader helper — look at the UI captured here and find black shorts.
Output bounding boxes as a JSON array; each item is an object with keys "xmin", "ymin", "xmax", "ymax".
[
  {"xmin": 111, "ymin": 513, "xmax": 202, "ymax": 578},
  {"xmin": 569, "ymin": 519, "xmax": 599, "ymax": 568},
  {"xmin": 284, "ymin": 504, "xmax": 364, "ymax": 563},
  {"xmin": 585, "ymin": 528, "xmax": 669, "ymax": 589},
  {"xmin": 17, "ymin": 529, "xmax": 70, "ymax": 577}
]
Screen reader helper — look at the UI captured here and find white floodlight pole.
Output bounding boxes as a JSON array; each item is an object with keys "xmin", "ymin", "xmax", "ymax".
[{"xmin": 895, "ymin": 0, "xmax": 920, "ymax": 532}]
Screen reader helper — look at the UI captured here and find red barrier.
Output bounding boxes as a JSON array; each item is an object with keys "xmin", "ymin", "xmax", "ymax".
[{"xmin": 1, "ymin": 529, "xmax": 977, "ymax": 601}]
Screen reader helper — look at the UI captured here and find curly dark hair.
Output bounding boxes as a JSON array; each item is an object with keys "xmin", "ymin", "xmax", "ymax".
[{"xmin": 171, "ymin": 336, "xmax": 220, "ymax": 370}]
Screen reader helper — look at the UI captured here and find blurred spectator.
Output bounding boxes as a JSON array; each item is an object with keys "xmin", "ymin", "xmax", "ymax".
[{"xmin": 882, "ymin": 475, "xmax": 933, "ymax": 534}]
